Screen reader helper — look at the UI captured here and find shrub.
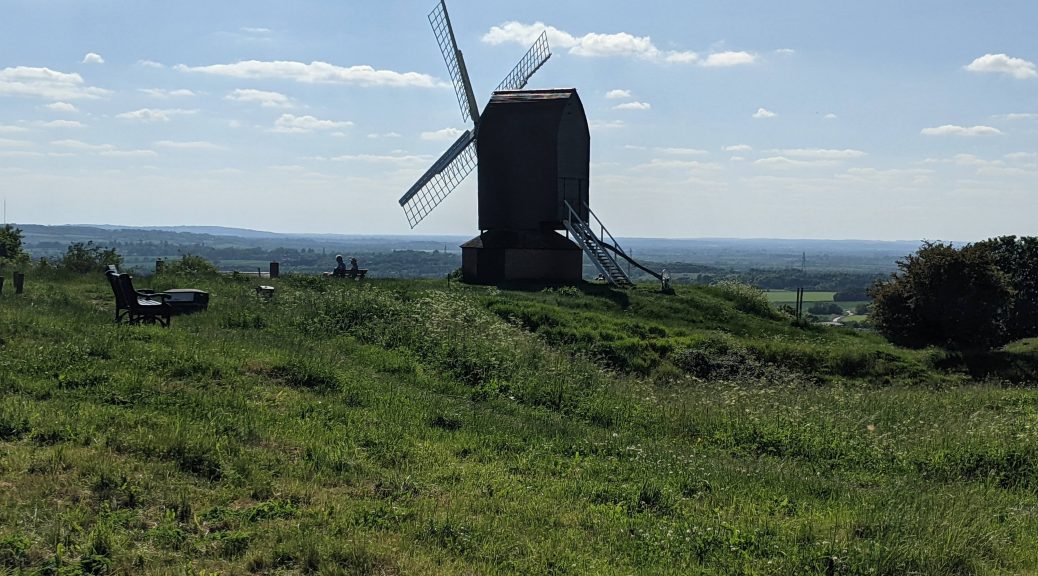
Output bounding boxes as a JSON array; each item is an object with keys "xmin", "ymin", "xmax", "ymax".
[
  {"xmin": 59, "ymin": 241, "xmax": 123, "ymax": 273},
  {"xmin": 807, "ymin": 302, "xmax": 843, "ymax": 315},
  {"xmin": 869, "ymin": 241, "xmax": 1011, "ymax": 351},
  {"xmin": 710, "ymin": 281, "xmax": 775, "ymax": 318},
  {"xmin": 162, "ymin": 254, "xmax": 220, "ymax": 276}
]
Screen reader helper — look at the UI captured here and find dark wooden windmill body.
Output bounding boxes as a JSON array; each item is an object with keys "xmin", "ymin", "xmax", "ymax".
[{"xmin": 398, "ymin": 1, "xmax": 659, "ymax": 286}]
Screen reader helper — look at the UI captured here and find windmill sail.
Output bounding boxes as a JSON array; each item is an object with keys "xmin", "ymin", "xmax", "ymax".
[
  {"xmin": 496, "ymin": 31, "xmax": 552, "ymax": 92},
  {"xmin": 429, "ymin": 0, "xmax": 480, "ymax": 124},
  {"xmin": 398, "ymin": 130, "xmax": 477, "ymax": 228}
]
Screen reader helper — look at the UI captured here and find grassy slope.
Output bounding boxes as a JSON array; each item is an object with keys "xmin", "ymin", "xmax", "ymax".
[{"xmin": 1, "ymin": 273, "xmax": 1037, "ymax": 575}]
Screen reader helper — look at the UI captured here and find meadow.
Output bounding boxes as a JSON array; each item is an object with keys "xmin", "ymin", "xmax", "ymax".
[{"xmin": 1, "ymin": 271, "xmax": 1037, "ymax": 574}]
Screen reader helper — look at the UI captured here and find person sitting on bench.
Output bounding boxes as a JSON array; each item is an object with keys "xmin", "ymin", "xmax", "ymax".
[
  {"xmin": 331, "ymin": 254, "xmax": 348, "ymax": 277},
  {"xmin": 349, "ymin": 257, "xmax": 359, "ymax": 275}
]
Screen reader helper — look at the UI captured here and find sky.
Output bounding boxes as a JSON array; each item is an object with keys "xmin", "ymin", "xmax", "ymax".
[{"xmin": 0, "ymin": 0, "xmax": 1035, "ymax": 241}]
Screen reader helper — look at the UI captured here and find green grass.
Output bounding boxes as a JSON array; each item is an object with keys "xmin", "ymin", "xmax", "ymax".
[{"xmin": 0, "ymin": 271, "xmax": 1037, "ymax": 574}]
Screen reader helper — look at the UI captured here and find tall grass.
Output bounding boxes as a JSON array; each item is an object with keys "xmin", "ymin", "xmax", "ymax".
[{"xmin": 0, "ymin": 272, "xmax": 1036, "ymax": 574}]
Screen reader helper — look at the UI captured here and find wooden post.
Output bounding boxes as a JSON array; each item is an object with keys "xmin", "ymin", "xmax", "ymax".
[
  {"xmin": 13, "ymin": 272, "xmax": 24, "ymax": 294},
  {"xmin": 155, "ymin": 259, "xmax": 165, "ymax": 274},
  {"xmin": 269, "ymin": 262, "xmax": 280, "ymax": 278},
  {"xmin": 0, "ymin": 276, "xmax": 4, "ymax": 295}
]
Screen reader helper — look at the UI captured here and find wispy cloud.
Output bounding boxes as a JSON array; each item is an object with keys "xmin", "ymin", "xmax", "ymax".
[
  {"xmin": 753, "ymin": 107, "xmax": 776, "ymax": 119},
  {"xmin": 0, "ymin": 125, "xmax": 28, "ymax": 134},
  {"xmin": 50, "ymin": 139, "xmax": 156, "ymax": 157},
  {"xmin": 155, "ymin": 140, "xmax": 225, "ymax": 151},
  {"xmin": 1002, "ymin": 112, "xmax": 1038, "ymax": 121},
  {"xmin": 45, "ymin": 101, "xmax": 78, "ymax": 113},
  {"xmin": 965, "ymin": 53, "xmax": 1036, "ymax": 79},
  {"xmin": 367, "ymin": 132, "xmax": 402, "ymax": 139},
  {"xmin": 272, "ymin": 114, "xmax": 352, "ymax": 133},
  {"xmin": 225, "ymin": 88, "xmax": 293, "ymax": 108},
  {"xmin": 773, "ymin": 148, "xmax": 867, "ymax": 159},
  {"xmin": 920, "ymin": 124, "xmax": 1003, "ymax": 136},
  {"xmin": 482, "ymin": 22, "xmax": 755, "ymax": 67},
  {"xmin": 82, "ymin": 52, "xmax": 104, "ymax": 65},
  {"xmin": 0, "ymin": 137, "xmax": 32, "ymax": 148},
  {"xmin": 116, "ymin": 108, "xmax": 197, "ymax": 122},
  {"xmin": 40, "ymin": 119, "xmax": 85, "ymax": 128},
  {"xmin": 590, "ymin": 119, "xmax": 625, "ymax": 130},
  {"xmin": 137, "ymin": 59, "xmax": 164, "ymax": 69},
  {"xmin": 724, "ymin": 144, "xmax": 752, "ymax": 152},
  {"xmin": 176, "ymin": 60, "xmax": 443, "ymax": 88},
  {"xmin": 421, "ymin": 127, "xmax": 465, "ymax": 141},
  {"xmin": 139, "ymin": 88, "xmax": 197, "ymax": 98},
  {"xmin": 613, "ymin": 101, "xmax": 651, "ymax": 111},
  {"xmin": 0, "ymin": 66, "xmax": 110, "ymax": 100},
  {"xmin": 605, "ymin": 89, "xmax": 631, "ymax": 100}
]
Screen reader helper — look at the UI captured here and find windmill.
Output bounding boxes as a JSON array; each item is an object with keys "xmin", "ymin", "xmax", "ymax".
[{"xmin": 399, "ymin": 0, "xmax": 660, "ymax": 286}]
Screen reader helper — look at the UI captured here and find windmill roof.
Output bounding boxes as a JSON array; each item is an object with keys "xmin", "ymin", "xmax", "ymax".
[{"xmin": 489, "ymin": 88, "xmax": 578, "ymax": 104}]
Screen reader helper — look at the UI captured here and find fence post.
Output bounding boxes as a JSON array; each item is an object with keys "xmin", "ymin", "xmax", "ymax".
[
  {"xmin": 269, "ymin": 262, "xmax": 280, "ymax": 278},
  {"xmin": 13, "ymin": 272, "xmax": 24, "ymax": 294},
  {"xmin": 0, "ymin": 276, "xmax": 4, "ymax": 295},
  {"xmin": 155, "ymin": 259, "xmax": 165, "ymax": 274}
]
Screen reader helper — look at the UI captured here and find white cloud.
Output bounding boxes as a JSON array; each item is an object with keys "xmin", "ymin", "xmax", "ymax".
[
  {"xmin": 614, "ymin": 101, "xmax": 651, "ymax": 111},
  {"xmin": 0, "ymin": 66, "xmax": 110, "ymax": 100},
  {"xmin": 116, "ymin": 108, "xmax": 197, "ymax": 122},
  {"xmin": 724, "ymin": 144, "xmax": 752, "ymax": 152},
  {"xmin": 155, "ymin": 140, "xmax": 225, "ymax": 150},
  {"xmin": 273, "ymin": 114, "xmax": 352, "ymax": 133},
  {"xmin": 482, "ymin": 21, "xmax": 752, "ymax": 67},
  {"xmin": 100, "ymin": 149, "xmax": 157, "ymax": 158},
  {"xmin": 1003, "ymin": 113, "xmax": 1038, "ymax": 121},
  {"xmin": 139, "ymin": 88, "xmax": 197, "ymax": 98},
  {"xmin": 754, "ymin": 156, "xmax": 839, "ymax": 169},
  {"xmin": 701, "ymin": 51, "xmax": 757, "ymax": 67},
  {"xmin": 326, "ymin": 153, "xmax": 430, "ymax": 165},
  {"xmin": 920, "ymin": 124, "xmax": 1003, "ymax": 136},
  {"xmin": 634, "ymin": 159, "xmax": 721, "ymax": 171},
  {"xmin": 0, "ymin": 138, "xmax": 31, "ymax": 148},
  {"xmin": 605, "ymin": 89, "xmax": 631, "ymax": 100},
  {"xmin": 0, "ymin": 125, "xmax": 28, "ymax": 134},
  {"xmin": 659, "ymin": 147, "xmax": 708, "ymax": 156},
  {"xmin": 1006, "ymin": 152, "xmax": 1038, "ymax": 161},
  {"xmin": 824, "ymin": 113, "xmax": 838, "ymax": 120},
  {"xmin": 775, "ymin": 48, "xmax": 796, "ymax": 56},
  {"xmin": 590, "ymin": 119, "xmax": 625, "ymax": 130},
  {"xmin": 753, "ymin": 107, "xmax": 776, "ymax": 119},
  {"xmin": 367, "ymin": 132, "xmax": 402, "ymax": 139},
  {"xmin": 421, "ymin": 127, "xmax": 465, "ymax": 141},
  {"xmin": 774, "ymin": 148, "xmax": 867, "ymax": 159},
  {"xmin": 51, "ymin": 139, "xmax": 114, "ymax": 151},
  {"xmin": 965, "ymin": 53, "xmax": 1036, "ymax": 80},
  {"xmin": 225, "ymin": 88, "xmax": 293, "ymax": 108},
  {"xmin": 45, "ymin": 101, "xmax": 78, "ymax": 113},
  {"xmin": 137, "ymin": 59, "xmax": 164, "ymax": 69},
  {"xmin": 82, "ymin": 52, "xmax": 105, "ymax": 65},
  {"xmin": 176, "ymin": 60, "xmax": 442, "ymax": 88},
  {"xmin": 241, "ymin": 27, "xmax": 271, "ymax": 34},
  {"xmin": 41, "ymin": 120, "xmax": 85, "ymax": 128}
]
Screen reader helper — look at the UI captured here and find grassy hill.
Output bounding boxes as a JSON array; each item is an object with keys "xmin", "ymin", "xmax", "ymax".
[{"xmin": 1, "ymin": 272, "xmax": 1037, "ymax": 574}]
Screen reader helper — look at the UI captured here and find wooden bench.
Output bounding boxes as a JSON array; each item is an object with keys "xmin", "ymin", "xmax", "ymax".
[
  {"xmin": 106, "ymin": 271, "xmax": 173, "ymax": 327},
  {"xmin": 328, "ymin": 268, "xmax": 367, "ymax": 280}
]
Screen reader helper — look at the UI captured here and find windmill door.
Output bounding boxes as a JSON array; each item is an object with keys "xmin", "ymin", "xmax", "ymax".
[{"xmin": 557, "ymin": 177, "xmax": 589, "ymax": 223}]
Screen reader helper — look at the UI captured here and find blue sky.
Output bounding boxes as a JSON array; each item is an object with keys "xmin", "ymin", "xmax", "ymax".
[{"xmin": 0, "ymin": 0, "xmax": 1035, "ymax": 240}]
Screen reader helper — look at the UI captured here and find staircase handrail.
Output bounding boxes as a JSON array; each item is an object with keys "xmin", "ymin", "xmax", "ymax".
[{"xmin": 564, "ymin": 200, "xmax": 662, "ymax": 281}]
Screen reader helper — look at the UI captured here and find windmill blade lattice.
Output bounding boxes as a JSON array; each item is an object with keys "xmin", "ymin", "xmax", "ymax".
[
  {"xmin": 496, "ymin": 31, "xmax": 552, "ymax": 92},
  {"xmin": 398, "ymin": 130, "xmax": 478, "ymax": 228},
  {"xmin": 429, "ymin": 1, "xmax": 480, "ymax": 124}
]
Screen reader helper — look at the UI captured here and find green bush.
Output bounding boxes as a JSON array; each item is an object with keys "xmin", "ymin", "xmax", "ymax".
[
  {"xmin": 162, "ymin": 254, "xmax": 220, "ymax": 276},
  {"xmin": 58, "ymin": 241, "xmax": 123, "ymax": 274}
]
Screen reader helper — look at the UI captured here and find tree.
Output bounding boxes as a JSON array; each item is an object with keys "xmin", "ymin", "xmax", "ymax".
[
  {"xmin": 0, "ymin": 224, "xmax": 28, "ymax": 267},
  {"xmin": 162, "ymin": 254, "xmax": 219, "ymax": 276},
  {"xmin": 974, "ymin": 236, "xmax": 1038, "ymax": 341},
  {"xmin": 868, "ymin": 241, "xmax": 1012, "ymax": 351},
  {"xmin": 60, "ymin": 241, "xmax": 123, "ymax": 273}
]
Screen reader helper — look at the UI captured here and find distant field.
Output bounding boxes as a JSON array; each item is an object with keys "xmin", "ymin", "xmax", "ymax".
[{"xmin": 765, "ymin": 290, "xmax": 835, "ymax": 303}]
